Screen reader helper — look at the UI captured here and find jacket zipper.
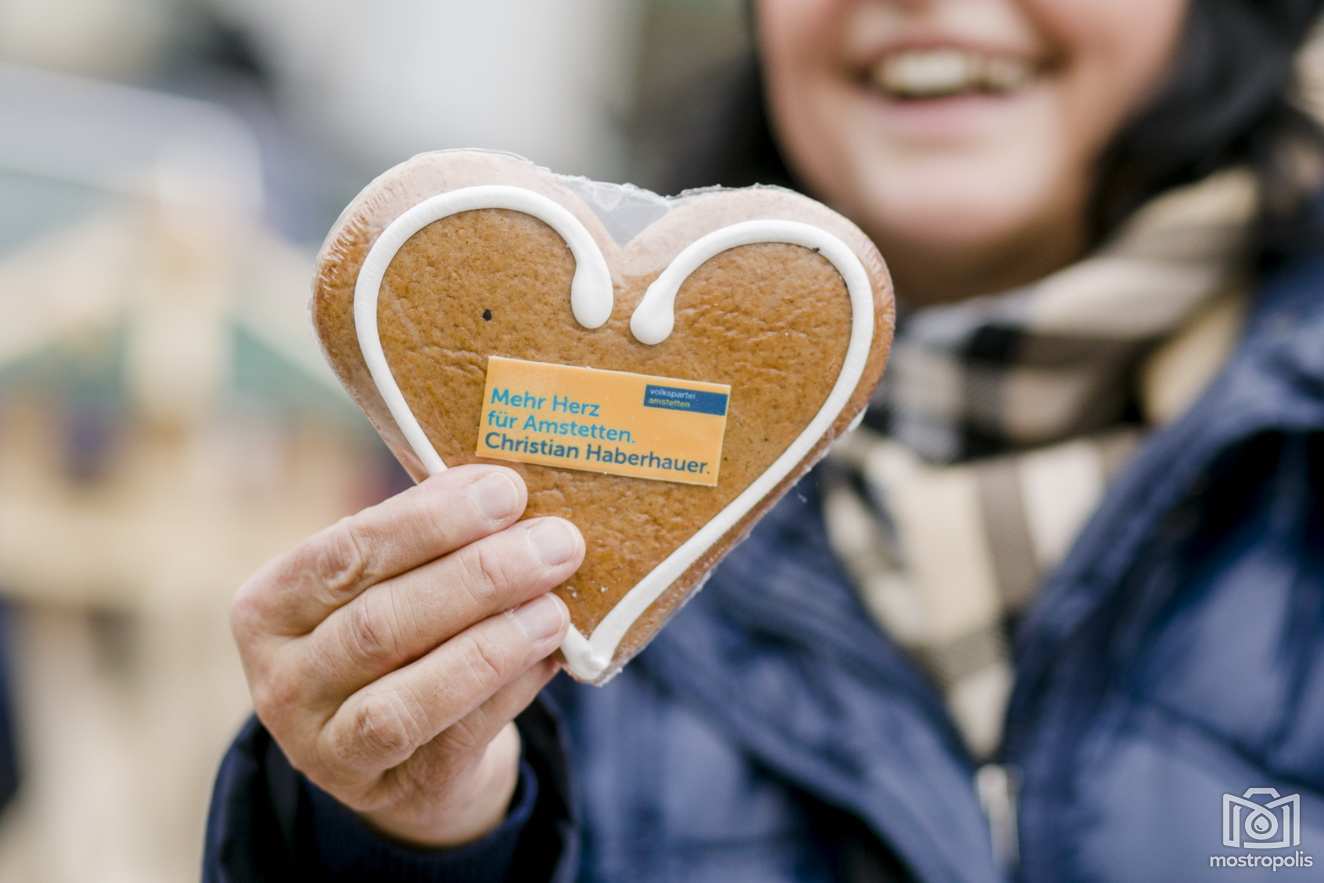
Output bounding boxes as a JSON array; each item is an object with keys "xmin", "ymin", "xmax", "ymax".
[{"xmin": 976, "ymin": 762, "xmax": 1020, "ymax": 872}]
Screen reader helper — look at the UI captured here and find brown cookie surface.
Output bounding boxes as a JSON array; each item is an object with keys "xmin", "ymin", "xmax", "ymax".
[{"xmin": 314, "ymin": 150, "xmax": 893, "ymax": 684}]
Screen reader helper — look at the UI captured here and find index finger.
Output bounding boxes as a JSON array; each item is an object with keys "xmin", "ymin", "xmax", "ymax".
[{"xmin": 234, "ymin": 464, "xmax": 527, "ymax": 637}]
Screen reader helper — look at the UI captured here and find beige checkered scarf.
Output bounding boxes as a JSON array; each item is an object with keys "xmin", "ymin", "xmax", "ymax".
[{"xmin": 822, "ymin": 168, "xmax": 1258, "ymax": 759}]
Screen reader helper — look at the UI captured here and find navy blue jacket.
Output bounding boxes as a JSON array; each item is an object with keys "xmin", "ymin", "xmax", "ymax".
[{"xmin": 205, "ymin": 254, "xmax": 1324, "ymax": 882}]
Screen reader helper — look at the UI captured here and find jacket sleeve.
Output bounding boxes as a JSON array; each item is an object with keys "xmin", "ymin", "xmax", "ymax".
[{"xmin": 202, "ymin": 699, "xmax": 577, "ymax": 882}]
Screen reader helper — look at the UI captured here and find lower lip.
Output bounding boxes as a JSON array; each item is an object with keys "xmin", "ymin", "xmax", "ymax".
[{"xmin": 856, "ymin": 83, "xmax": 1042, "ymax": 141}]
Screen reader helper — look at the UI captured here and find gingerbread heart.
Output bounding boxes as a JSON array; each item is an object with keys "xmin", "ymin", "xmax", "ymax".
[{"xmin": 313, "ymin": 150, "xmax": 893, "ymax": 684}]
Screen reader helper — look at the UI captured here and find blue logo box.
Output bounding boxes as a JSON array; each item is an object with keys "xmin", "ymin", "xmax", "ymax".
[{"xmin": 642, "ymin": 384, "xmax": 729, "ymax": 416}]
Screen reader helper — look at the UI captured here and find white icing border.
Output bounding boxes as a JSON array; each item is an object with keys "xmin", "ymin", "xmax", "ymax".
[
  {"xmin": 354, "ymin": 194, "xmax": 872, "ymax": 681},
  {"xmin": 354, "ymin": 186, "xmax": 612, "ymax": 474}
]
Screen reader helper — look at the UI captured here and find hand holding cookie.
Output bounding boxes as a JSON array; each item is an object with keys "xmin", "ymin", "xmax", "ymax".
[{"xmin": 229, "ymin": 464, "xmax": 583, "ymax": 847}]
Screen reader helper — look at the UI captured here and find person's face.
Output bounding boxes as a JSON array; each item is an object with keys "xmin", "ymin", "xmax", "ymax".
[{"xmin": 758, "ymin": 0, "xmax": 1188, "ymax": 300}]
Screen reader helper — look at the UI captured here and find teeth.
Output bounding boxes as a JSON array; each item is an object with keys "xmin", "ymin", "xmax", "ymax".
[
  {"xmin": 871, "ymin": 50, "xmax": 1035, "ymax": 99},
  {"xmin": 876, "ymin": 49, "xmax": 976, "ymax": 96}
]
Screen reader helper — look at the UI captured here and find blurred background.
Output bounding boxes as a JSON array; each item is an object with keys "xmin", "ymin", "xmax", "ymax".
[
  {"xmin": 0, "ymin": 1, "xmax": 749, "ymax": 879},
  {"xmin": 10, "ymin": 4, "xmax": 1324, "ymax": 881}
]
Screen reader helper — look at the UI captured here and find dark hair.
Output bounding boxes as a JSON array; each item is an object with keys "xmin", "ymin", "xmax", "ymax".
[{"xmin": 643, "ymin": 0, "xmax": 1324, "ymax": 270}]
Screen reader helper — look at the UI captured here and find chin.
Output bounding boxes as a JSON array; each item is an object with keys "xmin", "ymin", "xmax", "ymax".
[{"xmin": 848, "ymin": 160, "xmax": 1071, "ymax": 259}]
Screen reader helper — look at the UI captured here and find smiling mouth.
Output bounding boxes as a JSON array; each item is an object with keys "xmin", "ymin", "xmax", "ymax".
[{"xmin": 867, "ymin": 48, "xmax": 1043, "ymax": 101}]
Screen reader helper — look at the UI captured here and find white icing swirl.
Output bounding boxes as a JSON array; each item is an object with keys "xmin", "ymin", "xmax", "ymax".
[
  {"xmin": 630, "ymin": 219, "xmax": 868, "ymax": 346},
  {"xmin": 354, "ymin": 185, "xmax": 612, "ymax": 474}
]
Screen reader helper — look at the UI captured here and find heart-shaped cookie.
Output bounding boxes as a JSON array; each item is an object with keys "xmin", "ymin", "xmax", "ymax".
[{"xmin": 313, "ymin": 150, "xmax": 893, "ymax": 684}]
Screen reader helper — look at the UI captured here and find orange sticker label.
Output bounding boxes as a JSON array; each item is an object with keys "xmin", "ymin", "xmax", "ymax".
[{"xmin": 476, "ymin": 356, "xmax": 729, "ymax": 486}]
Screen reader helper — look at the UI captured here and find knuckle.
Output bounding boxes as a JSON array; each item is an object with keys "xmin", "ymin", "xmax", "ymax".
[
  {"xmin": 341, "ymin": 595, "xmax": 400, "ymax": 666},
  {"xmin": 315, "ymin": 517, "xmax": 370, "ymax": 599},
  {"xmin": 347, "ymin": 692, "xmax": 416, "ymax": 762},
  {"xmin": 250, "ymin": 669, "xmax": 301, "ymax": 729},
  {"xmin": 457, "ymin": 632, "xmax": 509, "ymax": 693},
  {"xmin": 458, "ymin": 541, "xmax": 507, "ymax": 603}
]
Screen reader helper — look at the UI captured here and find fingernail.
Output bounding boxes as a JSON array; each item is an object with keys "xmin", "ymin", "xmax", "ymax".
[
  {"xmin": 472, "ymin": 472, "xmax": 520, "ymax": 521},
  {"xmin": 512, "ymin": 594, "xmax": 567, "ymax": 641},
  {"xmin": 527, "ymin": 519, "xmax": 578, "ymax": 566}
]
